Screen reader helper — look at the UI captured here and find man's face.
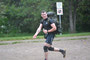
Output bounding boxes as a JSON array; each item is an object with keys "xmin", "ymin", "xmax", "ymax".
[{"xmin": 41, "ymin": 12, "xmax": 48, "ymax": 19}]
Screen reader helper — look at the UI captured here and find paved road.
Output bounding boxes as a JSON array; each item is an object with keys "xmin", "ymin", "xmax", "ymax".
[{"xmin": 0, "ymin": 36, "xmax": 90, "ymax": 60}]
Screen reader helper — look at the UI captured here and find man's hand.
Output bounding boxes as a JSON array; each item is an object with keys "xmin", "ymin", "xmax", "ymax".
[
  {"xmin": 43, "ymin": 29, "xmax": 48, "ymax": 34},
  {"xmin": 33, "ymin": 35, "xmax": 37, "ymax": 38}
]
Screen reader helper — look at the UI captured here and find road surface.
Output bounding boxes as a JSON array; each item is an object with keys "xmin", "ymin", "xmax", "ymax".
[{"xmin": 0, "ymin": 36, "xmax": 90, "ymax": 60}]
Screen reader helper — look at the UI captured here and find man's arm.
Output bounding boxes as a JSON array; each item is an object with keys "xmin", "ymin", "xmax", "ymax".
[
  {"xmin": 33, "ymin": 24, "xmax": 43, "ymax": 38},
  {"xmin": 48, "ymin": 23, "xmax": 57, "ymax": 32},
  {"xmin": 43, "ymin": 23, "xmax": 56, "ymax": 34}
]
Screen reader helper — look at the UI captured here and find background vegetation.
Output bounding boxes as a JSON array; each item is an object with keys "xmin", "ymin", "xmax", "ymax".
[{"xmin": 0, "ymin": 0, "xmax": 90, "ymax": 36}]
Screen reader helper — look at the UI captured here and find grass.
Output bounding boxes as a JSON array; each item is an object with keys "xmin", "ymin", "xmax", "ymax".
[
  {"xmin": 56, "ymin": 32, "xmax": 90, "ymax": 37},
  {"xmin": 0, "ymin": 43, "xmax": 9, "ymax": 45},
  {"xmin": 68, "ymin": 37, "xmax": 87, "ymax": 40},
  {"xmin": 0, "ymin": 37, "xmax": 88, "ymax": 45},
  {"xmin": 0, "ymin": 32, "xmax": 90, "ymax": 41},
  {"xmin": 12, "ymin": 41, "xmax": 22, "ymax": 44},
  {"xmin": 0, "ymin": 41, "xmax": 22, "ymax": 45},
  {"xmin": 0, "ymin": 35, "xmax": 43, "ymax": 41}
]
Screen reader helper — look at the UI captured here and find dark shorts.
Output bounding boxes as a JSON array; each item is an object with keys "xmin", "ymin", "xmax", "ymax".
[{"xmin": 44, "ymin": 33, "xmax": 55, "ymax": 45}]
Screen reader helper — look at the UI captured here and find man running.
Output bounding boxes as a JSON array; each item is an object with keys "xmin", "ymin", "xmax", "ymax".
[{"xmin": 33, "ymin": 10, "xmax": 66, "ymax": 60}]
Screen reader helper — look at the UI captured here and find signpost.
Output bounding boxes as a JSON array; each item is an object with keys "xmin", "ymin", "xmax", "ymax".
[{"xmin": 56, "ymin": 2, "xmax": 63, "ymax": 35}]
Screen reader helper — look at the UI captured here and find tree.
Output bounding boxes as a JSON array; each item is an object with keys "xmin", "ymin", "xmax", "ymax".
[
  {"xmin": 0, "ymin": 1, "xmax": 8, "ymax": 33},
  {"xmin": 68, "ymin": 0, "xmax": 74, "ymax": 33},
  {"xmin": 0, "ymin": 0, "xmax": 90, "ymax": 34},
  {"xmin": 76, "ymin": 0, "xmax": 90, "ymax": 32}
]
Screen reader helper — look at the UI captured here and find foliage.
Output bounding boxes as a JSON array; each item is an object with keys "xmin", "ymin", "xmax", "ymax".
[
  {"xmin": 0, "ymin": 0, "xmax": 90, "ymax": 34},
  {"xmin": 77, "ymin": 0, "xmax": 90, "ymax": 32}
]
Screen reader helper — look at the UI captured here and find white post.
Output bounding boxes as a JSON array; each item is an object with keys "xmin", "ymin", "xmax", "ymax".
[
  {"xmin": 56, "ymin": 2, "xmax": 63, "ymax": 35},
  {"xmin": 59, "ymin": 15, "xmax": 62, "ymax": 35}
]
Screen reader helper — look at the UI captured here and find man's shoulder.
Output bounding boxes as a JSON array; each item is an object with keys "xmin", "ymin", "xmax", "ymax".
[
  {"xmin": 48, "ymin": 18, "xmax": 54, "ymax": 21},
  {"xmin": 40, "ymin": 19, "xmax": 44, "ymax": 24},
  {"xmin": 48, "ymin": 18, "xmax": 54, "ymax": 24}
]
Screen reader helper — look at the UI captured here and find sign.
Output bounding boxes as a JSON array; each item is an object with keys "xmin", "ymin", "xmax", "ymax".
[
  {"xmin": 56, "ymin": 2, "xmax": 63, "ymax": 15},
  {"xmin": 56, "ymin": 2, "xmax": 62, "ymax": 9},
  {"xmin": 57, "ymin": 8, "xmax": 63, "ymax": 15}
]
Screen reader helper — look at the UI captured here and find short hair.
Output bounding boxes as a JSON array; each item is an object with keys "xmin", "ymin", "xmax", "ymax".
[{"xmin": 41, "ymin": 10, "xmax": 47, "ymax": 13}]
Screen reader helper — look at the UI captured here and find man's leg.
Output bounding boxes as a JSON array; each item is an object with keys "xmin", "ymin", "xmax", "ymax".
[
  {"xmin": 59, "ymin": 49, "xmax": 66, "ymax": 58},
  {"xmin": 44, "ymin": 52, "xmax": 48, "ymax": 60},
  {"xmin": 43, "ymin": 44, "xmax": 66, "ymax": 59},
  {"xmin": 43, "ymin": 43, "xmax": 51, "ymax": 60},
  {"xmin": 43, "ymin": 46, "xmax": 48, "ymax": 60},
  {"xmin": 48, "ymin": 47, "xmax": 66, "ymax": 58}
]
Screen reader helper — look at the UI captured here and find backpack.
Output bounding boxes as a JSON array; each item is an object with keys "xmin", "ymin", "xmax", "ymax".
[
  {"xmin": 47, "ymin": 12, "xmax": 62, "ymax": 34},
  {"xmin": 47, "ymin": 18, "xmax": 61, "ymax": 34}
]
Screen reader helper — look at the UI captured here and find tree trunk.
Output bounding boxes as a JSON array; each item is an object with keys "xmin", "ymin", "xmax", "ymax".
[
  {"xmin": 69, "ymin": 0, "xmax": 74, "ymax": 33},
  {"xmin": 73, "ymin": 0, "xmax": 77, "ymax": 33},
  {"xmin": 73, "ymin": 8, "xmax": 76, "ymax": 33}
]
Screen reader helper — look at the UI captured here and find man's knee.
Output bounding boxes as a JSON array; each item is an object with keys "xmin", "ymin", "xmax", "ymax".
[
  {"xmin": 48, "ymin": 47, "xmax": 54, "ymax": 51},
  {"xmin": 43, "ymin": 46, "xmax": 48, "ymax": 52}
]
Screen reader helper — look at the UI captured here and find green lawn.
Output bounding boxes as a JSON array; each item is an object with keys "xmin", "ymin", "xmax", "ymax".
[{"xmin": 0, "ymin": 32, "xmax": 90, "ymax": 41}]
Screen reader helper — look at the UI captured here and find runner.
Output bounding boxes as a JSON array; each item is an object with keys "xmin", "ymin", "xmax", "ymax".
[{"xmin": 33, "ymin": 10, "xmax": 66, "ymax": 60}]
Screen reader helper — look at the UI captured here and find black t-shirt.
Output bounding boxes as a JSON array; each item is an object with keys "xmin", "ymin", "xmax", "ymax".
[{"xmin": 40, "ymin": 18, "xmax": 54, "ymax": 30}]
